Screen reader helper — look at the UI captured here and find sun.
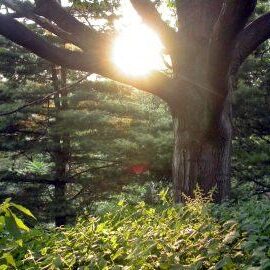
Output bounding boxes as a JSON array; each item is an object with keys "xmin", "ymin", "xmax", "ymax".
[{"xmin": 112, "ymin": 24, "xmax": 164, "ymax": 76}]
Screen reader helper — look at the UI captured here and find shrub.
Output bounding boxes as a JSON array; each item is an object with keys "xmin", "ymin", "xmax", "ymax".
[{"xmin": 15, "ymin": 192, "xmax": 270, "ymax": 269}]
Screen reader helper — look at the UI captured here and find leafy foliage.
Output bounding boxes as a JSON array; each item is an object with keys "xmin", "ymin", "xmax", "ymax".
[
  {"xmin": 5, "ymin": 191, "xmax": 270, "ymax": 270},
  {"xmin": 0, "ymin": 198, "xmax": 35, "ymax": 269}
]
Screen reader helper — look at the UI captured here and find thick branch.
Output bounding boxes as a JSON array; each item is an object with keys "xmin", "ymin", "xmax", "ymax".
[
  {"xmin": 31, "ymin": 16, "xmax": 84, "ymax": 49},
  {"xmin": 0, "ymin": 12, "xmax": 173, "ymax": 102},
  {"xmin": 0, "ymin": 14, "xmax": 101, "ymax": 71},
  {"xmin": 208, "ymin": 0, "xmax": 257, "ymax": 98},
  {"xmin": 176, "ymin": 0, "xmax": 223, "ymax": 40},
  {"xmin": 231, "ymin": 12, "xmax": 270, "ymax": 75},
  {"xmin": 35, "ymin": 0, "xmax": 88, "ymax": 34},
  {"xmin": 212, "ymin": 0, "xmax": 257, "ymax": 43},
  {"xmin": 130, "ymin": 0, "xmax": 177, "ymax": 53},
  {"xmin": 1, "ymin": 0, "xmax": 87, "ymax": 49},
  {"xmin": 34, "ymin": 0, "xmax": 107, "ymax": 52}
]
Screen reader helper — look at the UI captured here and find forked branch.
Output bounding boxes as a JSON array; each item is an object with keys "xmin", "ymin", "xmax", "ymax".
[
  {"xmin": 231, "ymin": 12, "xmax": 270, "ymax": 74},
  {"xmin": 208, "ymin": 0, "xmax": 257, "ymax": 95}
]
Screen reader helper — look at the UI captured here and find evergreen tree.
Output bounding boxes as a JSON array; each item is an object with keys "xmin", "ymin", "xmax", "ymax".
[
  {"xmin": 0, "ymin": 37, "xmax": 173, "ymax": 225},
  {"xmin": 233, "ymin": 43, "xmax": 270, "ymax": 196}
]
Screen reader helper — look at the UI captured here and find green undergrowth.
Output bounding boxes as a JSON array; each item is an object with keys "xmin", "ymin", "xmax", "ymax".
[{"xmin": 5, "ymin": 192, "xmax": 270, "ymax": 270}]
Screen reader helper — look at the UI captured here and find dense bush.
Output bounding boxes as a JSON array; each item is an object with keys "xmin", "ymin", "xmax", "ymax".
[{"xmin": 5, "ymin": 191, "xmax": 269, "ymax": 270}]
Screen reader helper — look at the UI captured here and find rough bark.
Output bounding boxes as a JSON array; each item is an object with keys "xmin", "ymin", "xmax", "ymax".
[
  {"xmin": 171, "ymin": 0, "xmax": 235, "ymax": 202},
  {"xmin": 172, "ymin": 88, "xmax": 232, "ymax": 202}
]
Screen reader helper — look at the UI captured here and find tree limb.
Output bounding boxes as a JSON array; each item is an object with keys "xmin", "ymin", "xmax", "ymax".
[
  {"xmin": 208, "ymin": 0, "xmax": 257, "ymax": 101},
  {"xmin": 70, "ymin": 163, "xmax": 119, "ymax": 179},
  {"xmin": 0, "ymin": 14, "xmax": 101, "ymax": 71},
  {"xmin": 231, "ymin": 12, "xmax": 270, "ymax": 75},
  {"xmin": 252, "ymin": 178, "xmax": 270, "ymax": 189},
  {"xmin": 30, "ymin": 16, "xmax": 84, "ymax": 49},
  {"xmin": 0, "ymin": 11, "xmax": 173, "ymax": 102},
  {"xmin": 34, "ymin": 0, "xmax": 107, "ymax": 52},
  {"xmin": 212, "ymin": 0, "xmax": 257, "ymax": 43},
  {"xmin": 209, "ymin": 0, "xmax": 257, "ymax": 79},
  {"xmin": 130, "ymin": 0, "xmax": 177, "ymax": 53},
  {"xmin": 1, "ymin": 0, "xmax": 93, "ymax": 50}
]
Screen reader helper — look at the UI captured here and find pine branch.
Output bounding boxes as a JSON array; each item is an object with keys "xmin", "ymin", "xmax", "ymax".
[
  {"xmin": 0, "ymin": 74, "xmax": 89, "ymax": 116},
  {"xmin": 70, "ymin": 163, "xmax": 120, "ymax": 179}
]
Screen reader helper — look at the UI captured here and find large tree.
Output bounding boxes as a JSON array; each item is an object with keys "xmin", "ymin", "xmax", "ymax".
[{"xmin": 0, "ymin": 0, "xmax": 269, "ymax": 202}]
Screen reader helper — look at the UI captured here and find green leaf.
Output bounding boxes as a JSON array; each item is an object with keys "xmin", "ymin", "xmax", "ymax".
[
  {"xmin": 215, "ymin": 255, "xmax": 234, "ymax": 269},
  {"xmin": 41, "ymin": 247, "xmax": 48, "ymax": 256},
  {"xmin": 53, "ymin": 256, "xmax": 62, "ymax": 268},
  {"xmin": 16, "ymin": 239, "xmax": 23, "ymax": 247},
  {"xmin": 10, "ymin": 203, "xmax": 36, "ymax": 219},
  {"xmin": 111, "ymin": 247, "xmax": 123, "ymax": 261},
  {"xmin": 10, "ymin": 212, "xmax": 29, "ymax": 232},
  {"xmin": 0, "ymin": 216, "xmax": 5, "ymax": 232},
  {"xmin": 5, "ymin": 216, "xmax": 21, "ymax": 238},
  {"xmin": 2, "ymin": 253, "xmax": 16, "ymax": 267},
  {"xmin": 3, "ymin": 198, "xmax": 11, "ymax": 204}
]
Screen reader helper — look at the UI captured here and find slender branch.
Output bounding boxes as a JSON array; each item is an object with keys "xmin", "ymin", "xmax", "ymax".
[
  {"xmin": 70, "ymin": 163, "xmax": 119, "ymax": 179},
  {"xmin": 0, "ymin": 172, "xmax": 62, "ymax": 185},
  {"xmin": 231, "ymin": 12, "xmax": 270, "ymax": 75},
  {"xmin": 68, "ymin": 187, "xmax": 85, "ymax": 201},
  {"xmin": 0, "ymin": 74, "xmax": 89, "ymax": 116},
  {"xmin": 254, "ymin": 189, "xmax": 270, "ymax": 195},
  {"xmin": 130, "ymin": 0, "xmax": 177, "ymax": 53}
]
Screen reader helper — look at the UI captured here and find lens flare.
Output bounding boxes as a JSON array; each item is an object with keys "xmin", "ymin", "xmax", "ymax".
[{"xmin": 112, "ymin": 24, "xmax": 164, "ymax": 76}]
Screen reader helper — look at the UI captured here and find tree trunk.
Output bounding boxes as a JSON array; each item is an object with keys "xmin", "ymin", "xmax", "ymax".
[
  {"xmin": 172, "ymin": 83, "xmax": 233, "ymax": 203},
  {"xmin": 54, "ymin": 181, "xmax": 67, "ymax": 226},
  {"xmin": 170, "ymin": 1, "xmax": 236, "ymax": 203},
  {"xmin": 51, "ymin": 65, "xmax": 70, "ymax": 226}
]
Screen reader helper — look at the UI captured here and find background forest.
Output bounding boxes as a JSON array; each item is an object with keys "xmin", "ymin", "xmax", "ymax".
[{"xmin": 0, "ymin": 0, "xmax": 269, "ymax": 269}]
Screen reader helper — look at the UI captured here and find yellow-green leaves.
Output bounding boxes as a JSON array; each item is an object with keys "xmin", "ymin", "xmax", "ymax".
[
  {"xmin": 0, "ymin": 199, "xmax": 35, "ymax": 269},
  {"xmin": 10, "ymin": 203, "xmax": 36, "ymax": 219},
  {"xmin": 1, "ymin": 253, "xmax": 16, "ymax": 268},
  {"xmin": 3, "ymin": 196, "xmax": 270, "ymax": 269}
]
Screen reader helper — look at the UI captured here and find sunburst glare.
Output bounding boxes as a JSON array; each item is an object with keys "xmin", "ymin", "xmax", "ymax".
[{"xmin": 112, "ymin": 24, "xmax": 164, "ymax": 76}]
